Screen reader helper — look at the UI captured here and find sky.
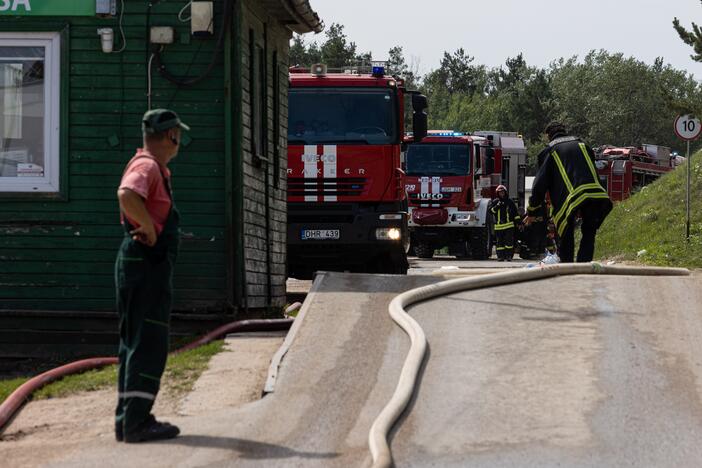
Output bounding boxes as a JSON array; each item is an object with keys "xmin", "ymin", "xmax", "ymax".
[{"xmin": 309, "ymin": 0, "xmax": 702, "ymax": 77}]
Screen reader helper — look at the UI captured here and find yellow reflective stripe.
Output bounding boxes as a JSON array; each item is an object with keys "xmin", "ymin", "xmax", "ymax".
[
  {"xmin": 552, "ymin": 150, "xmax": 574, "ymax": 193},
  {"xmin": 553, "ymin": 183, "xmax": 606, "ymax": 226},
  {"xmin": 579, "ymin": 143, "xmax": 603, "ymax": 187},
  {"xmin": 527, "ymin": 204, "xmax": 541, "ymax": 213},
  {"xmin": 497, "ymin": 209, "xmax": 502, "ymax": 225},
  {"xmin": 494, "ymin": 223, "xmax": 515, "ymax": 230},
  {"xmin": 556, "ymin": 191, "xmax": 610, "ymax": 236}
]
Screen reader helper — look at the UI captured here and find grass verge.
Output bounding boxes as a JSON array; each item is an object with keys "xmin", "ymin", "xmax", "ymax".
[
  {"xmin": 596, "ymin": 150, "xmax": 702, "ymax": 268},
  {"xmin": 0, "ymin": 340, "xmax": 224, "ymax": 404}
]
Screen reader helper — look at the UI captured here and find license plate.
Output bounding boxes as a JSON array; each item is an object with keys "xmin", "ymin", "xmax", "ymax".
[{"xmin": 301, "ymin": 229, "xmax": 340, "ymax": 240}]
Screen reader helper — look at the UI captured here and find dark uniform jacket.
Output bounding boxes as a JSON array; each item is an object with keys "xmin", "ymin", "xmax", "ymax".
[
  {"xmin": 528, "ymin": 136, "xmax": 612, "ymax": 237},
  {"xmin": 489, "ymin": 197, "xmax": 520, "ymax": 231}
]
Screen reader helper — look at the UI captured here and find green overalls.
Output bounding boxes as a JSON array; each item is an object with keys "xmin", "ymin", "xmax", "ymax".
[{"xmin": 114, "ymin": 160, "xmax": 180, "ymax": 434}]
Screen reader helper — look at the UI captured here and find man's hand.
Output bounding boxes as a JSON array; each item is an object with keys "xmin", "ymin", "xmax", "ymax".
[
  {"xmin": 118, "ymin": 188, "xmax": 158, "ymax": 246},
  {"xmin": 523, "ymin": 215, "xmax": 534, "ymax": 226},
  {"xmin": 130, "ymin": 224, "xmax": 157, "ymax": 246}
]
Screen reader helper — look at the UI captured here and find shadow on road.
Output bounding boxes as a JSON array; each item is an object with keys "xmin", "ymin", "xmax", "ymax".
[{"xmin": 163, "ymin": 435, "xmax": 339, "ymax": 460}]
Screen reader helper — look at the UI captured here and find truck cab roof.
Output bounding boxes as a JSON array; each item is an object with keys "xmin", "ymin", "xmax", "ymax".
[{"xmin": 289, "ymin": 70, "xmax": 401, "ymax": 88}]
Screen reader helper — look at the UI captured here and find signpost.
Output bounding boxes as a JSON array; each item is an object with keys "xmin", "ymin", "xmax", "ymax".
[{"xmin": 674, "ymin": 114, "xmax": 701, "ymax": 242}]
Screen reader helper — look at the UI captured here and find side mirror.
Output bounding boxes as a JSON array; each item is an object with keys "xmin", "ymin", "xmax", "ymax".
[
  {"xmin": 485, "ymin": 146, "xmax": 495, "ymax": 174},
  {"xmin": 411, "ymin": 94, "xmax": 428, "ymax": 142}
]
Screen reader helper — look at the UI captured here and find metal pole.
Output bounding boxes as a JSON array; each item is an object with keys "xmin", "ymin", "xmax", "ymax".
[{"xmin": 686, "ymin": 140, "xmax": 691, "ymax": 242}]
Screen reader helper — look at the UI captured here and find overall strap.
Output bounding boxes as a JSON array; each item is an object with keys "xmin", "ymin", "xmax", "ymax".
[{"xmin": 121, "ymin": 154, "xmax": 172, "ymax": 233}]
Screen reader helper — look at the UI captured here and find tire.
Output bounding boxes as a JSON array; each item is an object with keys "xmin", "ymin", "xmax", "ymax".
[
  {"xmin": 414, "ymin": 242, "xmax": 434, "ymax": 259},
  {"xmin": 373, "ymin": 252, "xmax": 409, "ymax": 275},
  {"xmin": 470, "ymin": 227, "xmax": 491, "ymax": 260}
]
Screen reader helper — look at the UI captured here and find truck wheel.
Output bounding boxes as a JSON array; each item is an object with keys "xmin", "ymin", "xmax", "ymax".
[
  {"xmin": 414, "ymin": 242, "xmax": 434, "ymax": 259},
  {"xmin": 389, "ymin": 253, "xmax": 409, "ymax": 275},
  {"xmin": 470, "ymin": 227, "xmax": 491, "ymax": 260}
]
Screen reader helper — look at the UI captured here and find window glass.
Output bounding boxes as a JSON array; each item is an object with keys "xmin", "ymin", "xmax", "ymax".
[
  {"xmin": 0, "ymin": 34, "xmax": 59, "ymax": 193},
  {"xmin": 405, "ymin": 143, "xmax": 470, "ymax": 176},
  {"xmin": 288, "ymin": 88, "xmax": 398, "ymax": 145}
]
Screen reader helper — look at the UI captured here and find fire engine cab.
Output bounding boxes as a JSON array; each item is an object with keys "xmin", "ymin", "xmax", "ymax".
[
  {"xmin": 286, "ymin": 63, "xmax": 428, "ymax": 278},
  {"xmin": 595, "ymin": 144, "xmax": 674, "ymax": 201},
  {"xmin": 404, "ymin": 130, "xmax": 527, "ymax": 259}
]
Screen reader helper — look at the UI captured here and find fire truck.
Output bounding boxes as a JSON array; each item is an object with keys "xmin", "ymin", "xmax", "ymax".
[
  {"xmin": 404, "ymin": 131, "xmax": 527, "ymax": 259},
  {"xmin": 286, "ymin": 63, "xmax": 428, "ymax": 278},
  {"xmin": 595, "ymin": 144, "xmax": 674, "ymax": 201}
]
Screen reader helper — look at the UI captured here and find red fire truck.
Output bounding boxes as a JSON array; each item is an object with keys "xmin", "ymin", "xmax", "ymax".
[
  {"xmin": 404, "ymin": 131, "xmax": 527, "ymax": 259},
  {"xmin": 286, "ymin": 63, "xmax": 428, "ymax": 278},
  {"xmin": 595, "ymin": 144, "xmax": 674, "ymax": 201}
]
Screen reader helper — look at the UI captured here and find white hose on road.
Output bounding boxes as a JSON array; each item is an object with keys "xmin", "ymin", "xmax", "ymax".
[{"xmin": 368, "ymin": 262, "xmax": 690, "ymax": 468}]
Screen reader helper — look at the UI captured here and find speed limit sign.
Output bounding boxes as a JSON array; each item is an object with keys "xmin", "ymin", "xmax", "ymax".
[{"xmin": 675, "ymin": 114, "xmax": 702, "ymax": 141}]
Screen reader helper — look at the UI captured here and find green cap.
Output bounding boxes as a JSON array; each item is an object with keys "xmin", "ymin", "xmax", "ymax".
[{"xmin": 142, "ymin": 108, "xmax": 191, "ymax": 134}]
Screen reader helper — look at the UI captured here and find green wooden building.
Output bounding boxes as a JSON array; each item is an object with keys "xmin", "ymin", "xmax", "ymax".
[{"xmin": 0, "ymin": 0, "xmax": 322, "ymax": 355}]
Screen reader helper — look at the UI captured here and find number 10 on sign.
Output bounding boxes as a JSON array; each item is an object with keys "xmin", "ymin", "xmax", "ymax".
[{"xmin": 675, "ymin": 114, "xmax": 701, "ymax": 242}]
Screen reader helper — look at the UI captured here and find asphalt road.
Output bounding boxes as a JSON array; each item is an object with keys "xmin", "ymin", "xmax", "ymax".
[{"xmin": 48, "ymin": 267, "xmax": 702, "ymax": 467}]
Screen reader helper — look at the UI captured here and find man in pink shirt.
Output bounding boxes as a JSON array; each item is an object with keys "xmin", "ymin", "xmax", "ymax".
[{"xmin": 114, "ymin": 109, "xmax": 189, "ymax": 443}]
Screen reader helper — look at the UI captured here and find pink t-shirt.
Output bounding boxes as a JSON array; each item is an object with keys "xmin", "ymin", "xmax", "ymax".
[{"xmin": 119, "ymin": 150, "xmax": 172, "ymax": 236}]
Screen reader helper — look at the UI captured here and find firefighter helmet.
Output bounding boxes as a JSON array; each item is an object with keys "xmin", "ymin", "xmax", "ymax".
[{"xmin": 496, "ymin": 184, "xmax": 507, "ymax": 193}]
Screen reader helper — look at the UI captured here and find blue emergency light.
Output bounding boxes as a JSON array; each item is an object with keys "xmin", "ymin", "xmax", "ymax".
[
  {"xmin": 372, "ymin": 65, "xmax": 385, "ymax": 77},
  {"xmin": 432, "ymin": 131, "xmax": 465, "ymax": 137}
]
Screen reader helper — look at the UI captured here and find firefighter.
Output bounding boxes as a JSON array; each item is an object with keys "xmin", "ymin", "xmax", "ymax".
[
  {"xmin": 489, "ymin": 185, "xmax": 520, "ymax": 261},
  {"xmin": 524, "ymin": 122, "xmax": 612, "ymax": 263}
]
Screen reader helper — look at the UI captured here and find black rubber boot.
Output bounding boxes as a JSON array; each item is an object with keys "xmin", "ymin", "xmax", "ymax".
[{"xmin": 123, "ymin": 415, "xmax": 180, "ymax": 443}]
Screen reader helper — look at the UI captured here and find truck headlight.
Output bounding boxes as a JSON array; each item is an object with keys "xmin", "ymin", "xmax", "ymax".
[{"xmin": 376, "ymin": 227, "xmax": 402, "ymax": 241}]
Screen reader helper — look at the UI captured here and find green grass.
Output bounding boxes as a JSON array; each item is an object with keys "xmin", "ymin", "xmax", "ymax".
[
  {"xmin": 0, "ymin": 340, "xmax": 224, "ymax": 403},
  {"xmin": 0, "ymin": 377, "xmax": 30, "ymax": 404},
  {"xmin": 595, "ymin": 150, "xmax": 702, "ymax": 268}
]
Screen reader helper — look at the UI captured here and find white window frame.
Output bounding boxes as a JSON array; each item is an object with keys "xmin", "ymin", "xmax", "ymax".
[{"xmin": 0, "ymin": 32, "xmax": 61, "ymax": 193}]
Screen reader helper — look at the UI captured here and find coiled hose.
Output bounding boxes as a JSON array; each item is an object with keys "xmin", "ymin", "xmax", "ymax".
[
  {"xmin": 368, "ymin": 263, "xmax": 690, "ymax": 468},
  {"xmin": 0, "ymin": 315, "xmax": 298, "ymax": 434}
]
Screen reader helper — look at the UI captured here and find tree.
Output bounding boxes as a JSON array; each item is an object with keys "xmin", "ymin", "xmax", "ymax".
[
  {"xmin": 387, "ymin": 46, "xmax": 418, "ymax": 88},
  {"xmin": 674, "ymin": 3, "xmax": 702, "ymax": 62},
  {"xmin": 289, "ymin": 23, "xmax": 371, "ymax": 69},
  {"xmin": 672, "ymin": 4, "xmax": 702, "ymax": 115},
  {"xmin": 549, "ymin": 50, "xmax": 701, "ymax": 151},
  {"xmin": 289, "ymin": 34, "xmax": 321, "ymax": 67}
]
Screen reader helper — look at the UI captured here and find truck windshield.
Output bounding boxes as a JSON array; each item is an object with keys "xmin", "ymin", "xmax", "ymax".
[
  {"xmin": 405, "ymin": 144, "xmax": 470, "ymax": 176},
  {"xmin": 288, "ymin": 88, "xmax": 398, "ymax": 145}
]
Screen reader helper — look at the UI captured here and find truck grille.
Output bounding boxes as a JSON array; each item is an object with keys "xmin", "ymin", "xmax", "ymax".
[
  {"xmin": 287, "ymin": 203, "xmax": 356, "ymax": 224},
  {"xmin": 408, "ymin": 193, "xmax": 452, "ymax": 206},
  {"xmin": 288, "ymin": 177, "xmax": 367, "ymax": 198}
]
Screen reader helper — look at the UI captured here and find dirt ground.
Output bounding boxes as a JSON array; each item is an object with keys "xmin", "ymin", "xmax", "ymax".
[{"xmin": 0, "ymin": 332, "xmax": 285, "ymax": 467}]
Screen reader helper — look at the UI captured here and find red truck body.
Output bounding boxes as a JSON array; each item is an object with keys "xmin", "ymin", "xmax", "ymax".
[
  {"xmin": 286, "ymin": 66, "xmax": 426, "ymax": 278},
  {"xmin": 404, "ymin": 131, "xmax": 526, "ymax": 259},
  {"xmin": 595, "ymin": 144, "xmax": 674, "ymax": 201}
]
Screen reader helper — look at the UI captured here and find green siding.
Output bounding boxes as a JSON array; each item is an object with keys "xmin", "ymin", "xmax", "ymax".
[
  {"xmin": 0, "ymin": 1, "xmax": 229, "ymax": 312},
  {"xmin": 0, "ymin": 0, "xmax": 302, "ymax": 315}
]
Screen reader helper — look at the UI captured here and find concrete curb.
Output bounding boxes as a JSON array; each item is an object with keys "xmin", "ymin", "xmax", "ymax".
[{"xmin": 263, "ymin": 272, "xmax": 326, "ymax": 394}]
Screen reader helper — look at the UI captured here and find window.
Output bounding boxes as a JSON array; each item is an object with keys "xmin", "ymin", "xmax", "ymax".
[
  {"xmin": 0, "ymin": 32, "xmax": 60, "ymax": 193},
  {"xmin": 405, "ymin": 143, "xmax": 471, "ymax": 176},
  {"xmin": 288, "ymin": 88, "xmax": 399, "ymax": 145},
  {"xmin": 272, "ymin": 51, "xmax": 280, "ymax": 187},
  {"xmin": 248, "ymin": 29, "xmax": 267, "ymax": 163}
]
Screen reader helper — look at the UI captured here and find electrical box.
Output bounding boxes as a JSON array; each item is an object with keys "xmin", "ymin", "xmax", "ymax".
[
  {"xmin": 96, "ymin": 0, "xmax": 117, "ymax": 16},
  {"xmin": 191, "ymin": 2, "xmax": 214, "ymax": 37},
  {"xmin": 150, "ymin": 27, "xmax": 175, "ymax": 45}
]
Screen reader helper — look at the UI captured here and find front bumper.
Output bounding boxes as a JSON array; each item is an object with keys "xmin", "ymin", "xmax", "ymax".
[
  {"xmin": 408, "ymin": 207, "xmax": 485, "ymax": 228},
  {"xmin": 288, "ymin": 203, "xmax": 408, "ymax": 267}
]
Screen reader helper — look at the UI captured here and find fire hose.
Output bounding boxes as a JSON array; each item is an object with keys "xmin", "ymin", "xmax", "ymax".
[
  {"xmin": 0, "ymin": 309, "xmax": 300, "ymax": 435},
  {"xmin": 368, "ymin": 263, "xmax": 690, "ymax": 468}
]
